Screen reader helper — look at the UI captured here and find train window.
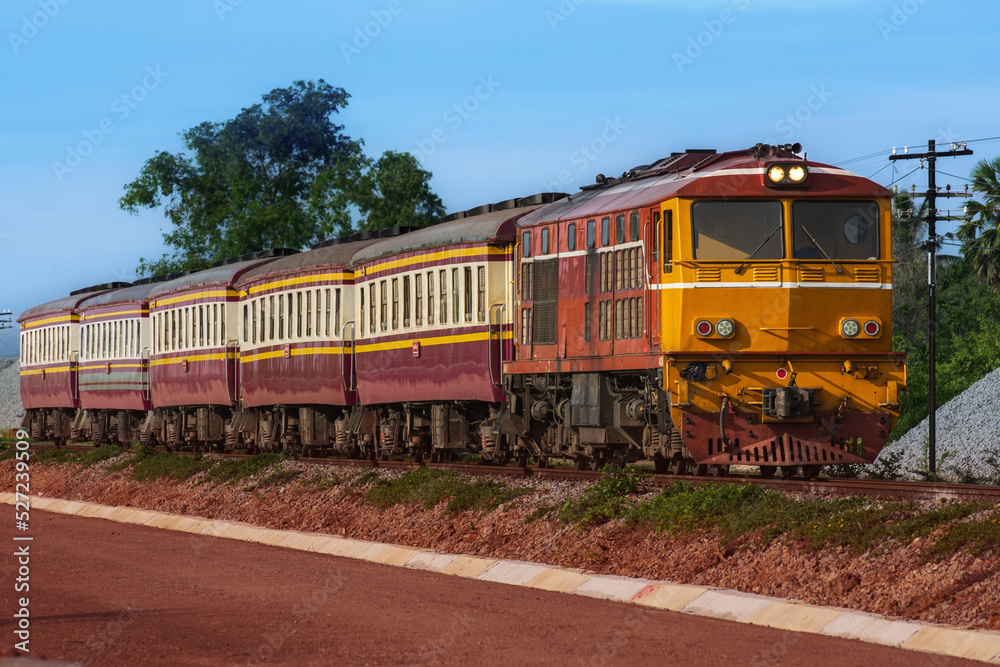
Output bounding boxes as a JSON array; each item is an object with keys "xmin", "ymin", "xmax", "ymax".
[
  {"xmin": 214, "ymin": 304, "xmax": 220, "ymax": 346},
  {"xmin": 259, "ymin": 299, "xmax": 266, "ymax": 344},
  {"xmin": 360, "ymin": 288, "xmax": 366, "ymax": 335},
  {"xmin": 616, "ymin": 214, "xmax": 625, "ymax": 244},
  {"xmin": 691, "ymin": 201, "xmax": 783, "ymax": 260},
  {"xmin": 287, "ymin": 292, "xmax": 294, "ymax": 338},
  {"xmin": 522, "ymin": 231, "xmax": 531, "ymax": 258},
  {"xmin": 277, "ymin": 295, "xmax": 284, "ymax": 340},
  {"xmin": 652, "ymin": 212, "xmax": 660, "ymax": 266},
  {"xmin": 199, "ymin": 307, "xmax": 205, "ymax": 346},
  {"xmin": 392, "ymin": 278, "xmax": 400, "ymax": 330},
  {"xmin": 585, "ymin": 255, "xmax": 593, "ymax": 295},
  {"xmin": 331, "ymin": 289, "xmax": 338, "ymax": 337},
  {"xmin": 464, "ymin": 267, "xmax": 473, "ymax": 322},
  {"xmin": 221, "ymin": 309, "xmax": 226, "ymax": 345},
  {"xmin": 615, "ymin": 250, "xmax": 623, "ymax": 290},
  {"xmin": 521, "ymin": 308, "xmax": 531, "ymax": 345},
  {"xmin": 306, "ymin": 290, "xmax": 313, "ymax": 337},
  {"xmin": 296, "ymin": 291, "xmax": 304, "ymax": 338},
  {"xmin": 269, "ymin": 296, "xmax": 275, "ymax": 342},
  {"xmin": 369, "ymin": 283, "xmax": 376, "ymax": 334},
  {"xmin": 567, "ymin": 223, "xmax": 576, "ymax": 251},
  {"xmin": 452, "ymin": 268, "xmax": 460, "ymax": 323},
  {"xmin": 477, "ymin": 266, "xmax": 486, "ymax": 322},
  {"xmin": 587, "ymin": 219, "xmax": 595, "ymax": 248},
  {"xmin": 584, "ymin": 301, "xmax": 591, "ymax": 342},
  {"xmin": 250, "ymin": 303, "xmax": 256, "ymax": 345},
  {"xmin": 630, "ymin": 212, "xmax": 639, "ymax": 242},
  {"xmin": 664, "ymin": 211, "xmax": 674, "ymax": 270},
  {"xmin": 606, "ymin": 300, "xmax": 613, "ymax": 340},
  {"xmin": 173, "ymin": 310, "xmax": 179, "ymax": 350},
  {"xmin": 541, "ymin": 228, "xmax": 550, "ymax": 255},
  {"xmin": 415, "ymin": 274, "xmax": 424, "ymax": 327},
  {"xmin": 315, "ymin": 289, "xmax": 322, "ymax": 337},
  {"xmin": 380, "ymin": 281, "xmax": 388, "ymax": 332},
  {"xmin": 521, "ymin": 264, "xmax": 532, "ymax": 301},
  {"xmin": 792, "ymin": 201, "xmax": 880, "ymax": 260},
  {"xmin": 601, "ymin": 217, "xmax": 610, "ymax": 246},
  {"xmin": 598, "ymin": 301, "xmax": 606, "ymax": 341},
  {"xmin": 615, "ymin": 299, "xmax": 622, "ymax": 340},
  {"xmin": 404, "ymin": 276, "xmax": 411, "ymax": 329},
  {"xmin": 427, "ymin": 271, "xmax": 435, "ymax": 325},
  {"xmin": 439, "ymin": 270, "xmax": 448, "ymax": 324},
  {"xmin": 637, "ymin": 298, "xmax": 643, "ymax": 338}
]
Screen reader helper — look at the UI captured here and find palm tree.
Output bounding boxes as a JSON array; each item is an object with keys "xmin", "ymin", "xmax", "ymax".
[{"xmin": 957, "ymin": 156, "xmax": 1000, "ymax": 287}]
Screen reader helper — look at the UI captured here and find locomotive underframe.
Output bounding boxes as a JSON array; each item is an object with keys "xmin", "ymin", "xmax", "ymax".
[{"xmin": 504, "ymin": 370, "xmax": 687, "ymax": 471}]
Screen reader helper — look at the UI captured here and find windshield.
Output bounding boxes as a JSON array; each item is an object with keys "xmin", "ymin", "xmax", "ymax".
[
  {"xmin": 691, "ymin": 201, "xmax": 783, "ymax": 260},
  {"xmin": 792, "ymin": 201, "xmax": 880, "ymax": 260}
]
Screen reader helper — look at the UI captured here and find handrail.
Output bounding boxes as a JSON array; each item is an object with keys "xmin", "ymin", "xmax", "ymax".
[
  {"xmin": 70, "ymin": 350, "xmax": 80, "ymax": 400},
  {"xmin": 139, "ymin": 346, "xmax": 151, "ymax": 402},
  {"xmin": 225, "ymin": 339, "xmax": 239, "ymax": 404},
  {"xmin": 488, "ymin": 304, "xmax": 505, "ymax": 387},
  {"xmin": 341, "ymin": 321, "xmax": 356, "ymax": 392}
]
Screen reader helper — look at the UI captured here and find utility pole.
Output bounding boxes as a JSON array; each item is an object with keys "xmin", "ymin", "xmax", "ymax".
[{"xmin": 889, "ymin": 139, "xmax": 973, "ymax": 474}]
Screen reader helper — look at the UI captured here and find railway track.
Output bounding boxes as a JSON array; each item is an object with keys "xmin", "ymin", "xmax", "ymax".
[{"xmin": 13, "ymin": 440, "xmax": 1000, "ymax": 504}]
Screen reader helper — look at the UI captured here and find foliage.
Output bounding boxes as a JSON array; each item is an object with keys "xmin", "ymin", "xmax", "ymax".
[
  {"xmin": 958, "ymin": 156, "xmax": 1000, "ymax": 287},
  {"xmin": 365, "ymin": 467, "xmax": 532, "ymax": 514},
  {"xmin": 120, "ymin": 80, "xmax": 443, "ymax": 276},
  {"xmin": 355, "ymin": 151, "xmax": 445, "ymax": 231},
  {"xmin": 557, "ymin": 466, "xmax": 647, "ymax": 527},
  {"xmin": 202, "ymin": 453, "xmax": 285, "ymax": 485},
  {"xmin": 108, "ymin": 447, "xmax": 216, "ymax": 482}
]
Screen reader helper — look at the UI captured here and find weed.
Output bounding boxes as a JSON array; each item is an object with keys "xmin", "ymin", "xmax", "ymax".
[
  {"xmin": 365, "ymin": 468, "xmax": 531, "ymax": 514},
  {"xmin": 867, "ymin": 448, "xmax": 905, "ymax": 480},
  {"xmin": 558, "ymin": 466, "xmax": 647, "ymax": 527},
  {"xmin": 109, "ymin": 447, "xmax": 215, "ymax": 482},
  {"xmin": 300, "ymin": 472, "xmax": 342, "ymax": 492},
  {"xmin": 203, "ymin": 454, "xmax": 284, "ymax": 486},
  {"xmin": 526, "ymin": 506, "xmax": 556, "ymax": 523}
]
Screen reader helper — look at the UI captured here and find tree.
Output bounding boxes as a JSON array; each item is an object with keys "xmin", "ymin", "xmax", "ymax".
[
  {"xmin": 355, "ymin": 151, "xmax": 445, "ymax": 231},
  {"xmin": 120, "ymin": 80, "xmax": 444, "ymax": 276},
  {"xmin": 958, "ymin": 156, "xmax": 1000, "ymax": 287}
]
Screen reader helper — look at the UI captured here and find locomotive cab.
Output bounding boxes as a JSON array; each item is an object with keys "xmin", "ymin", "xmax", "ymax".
[{"xmin": 659, "ymin": 148, "xmax": 906, "ymax": 476}]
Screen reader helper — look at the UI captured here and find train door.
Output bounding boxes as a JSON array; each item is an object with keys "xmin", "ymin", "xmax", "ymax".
[{"xmin": 647, "ymin": 206, "xmax": 662, "ymax": 349}]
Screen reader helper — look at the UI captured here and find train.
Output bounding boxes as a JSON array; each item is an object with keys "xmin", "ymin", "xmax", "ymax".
[{"xmin": 18, "ymin": 142, "xmax": 906, "ymax": 479}]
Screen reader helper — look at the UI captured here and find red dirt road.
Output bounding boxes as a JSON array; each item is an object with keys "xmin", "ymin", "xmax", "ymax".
[{"xmin": 0, "ymin": 511, "xmax": 979, "ymax": 666}]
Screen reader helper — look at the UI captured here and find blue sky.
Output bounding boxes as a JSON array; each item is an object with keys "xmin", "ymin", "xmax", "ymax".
[{"xmin": 1, "ymin": 0, "xmax": 998, "ymax": 356}]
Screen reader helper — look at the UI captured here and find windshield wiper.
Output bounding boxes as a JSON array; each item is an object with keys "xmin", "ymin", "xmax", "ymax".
[
  {"xmin": 799, "ymin": 225, "xmax": 843, "ymax": 274},
  {"xmin": 734, "ymin": 223, "xmax": 783, "ymax": 275}
]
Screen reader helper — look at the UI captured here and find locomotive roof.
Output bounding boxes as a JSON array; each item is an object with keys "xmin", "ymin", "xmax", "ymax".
[
  {"xmin": 235, "ymin": 238, "xmax": 381, "ymax": 288},
  {"xmin": 518, "ymin": 145, "xmax": 891, "ymax": 226},
  {"xmin": 348, "ymin": 202, "xmax": 550, "ymax": 268},
  {"xmin": 148, "ymin": 256, "xmax": 285, "ymax": 300}
]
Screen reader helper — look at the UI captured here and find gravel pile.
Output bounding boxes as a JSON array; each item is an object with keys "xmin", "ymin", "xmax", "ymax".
[
  {"xmin": 880, "ymin": 365, "xmax": 1000, "ymax": 481},
  {"xmin": 0, "ymin": 358, "xmax": 24, "ymax": 431}
]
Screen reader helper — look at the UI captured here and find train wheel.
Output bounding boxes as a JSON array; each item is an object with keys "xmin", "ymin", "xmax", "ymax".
[
  {"xmin": 671, "ymin": 454, "xmax": 688, "ymax": 476},
  {"xmin": 780, "ymin": 465, "xmax": 800, "ymax": 479},
  {"xmin": 694, "ymin": 463, "xmax": 709, "ymax": 477},
  {"xmin": 802, "ymin": 465, "xmax": 822, "ymax": 480},
  {"xmin": 574, "ymin": 456, "xmax": 590, "ymax": 471},
  {"xmin": 759, "ymin": 466, "xmax": 777, "ymax": 478}
]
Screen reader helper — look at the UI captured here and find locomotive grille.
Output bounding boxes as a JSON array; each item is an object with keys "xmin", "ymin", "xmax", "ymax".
[
  {"xmin": 798, "ymin": 267, "xmax": 825, "ymax": 282},
  {"xmin": 854, "ymin": 266, "xmax": 880, "ymax": 282},
  {"xmin": 532, "ymin": 259, "xmax": 558, "ymax": 345}
]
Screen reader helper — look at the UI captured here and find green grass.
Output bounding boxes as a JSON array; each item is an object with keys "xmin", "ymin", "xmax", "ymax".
[
  {"xmin": 107, "ymin": 447, "xmax": 216, "ymax": 482},
  {"xmin": 365, "ymin": 467, "xmax": 533, "ymax": 514},
  {"xmin": 246, "ymin": 469, "xmax": 301, "ymax": 491},
  {"xmin": 202, "ymin": 453, "xmax": 285, "ymax": 486},
  {"xmin": 555, "ymin": 477, "xmax": 1000, "ymax": 559}
]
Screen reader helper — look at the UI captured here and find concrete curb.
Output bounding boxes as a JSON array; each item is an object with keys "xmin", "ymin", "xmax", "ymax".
[{"xmin": 6, "ymin": 493, "xmax": 1000, "ymax": 663}]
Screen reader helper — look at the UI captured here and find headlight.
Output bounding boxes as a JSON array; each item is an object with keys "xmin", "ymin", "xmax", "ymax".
[
  {"xmin": 765, "ymin": 163, "xmax": 809, "ymax": 187},
  {"xmin": 715, "ymin": 318, "xmax": 735, "ymax": 338},
  {"xmin": 841, "ymin": 318, "xmax": 860, "ymax": 338},
  {"xmin": 767, "ymin": 166, "xmax": 786, "ymax": 183},
  {"xmin": 787, "ymin": 165, "xmax": 807, "ymax": 182}
]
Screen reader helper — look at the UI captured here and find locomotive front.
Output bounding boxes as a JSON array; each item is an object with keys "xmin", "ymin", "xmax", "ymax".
[{"xmin": 660, "ymin": 145, "xmax": 906, "ymax": 477}]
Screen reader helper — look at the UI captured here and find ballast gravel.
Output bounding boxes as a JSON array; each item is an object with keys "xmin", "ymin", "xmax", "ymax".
[
  {"xmin": 0, "ymin": 358, "xmax": 24, "ymax": 431},
  {"xmin": 880, "ymin": 365, "xmax": 1000, "ymax": 482}
]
